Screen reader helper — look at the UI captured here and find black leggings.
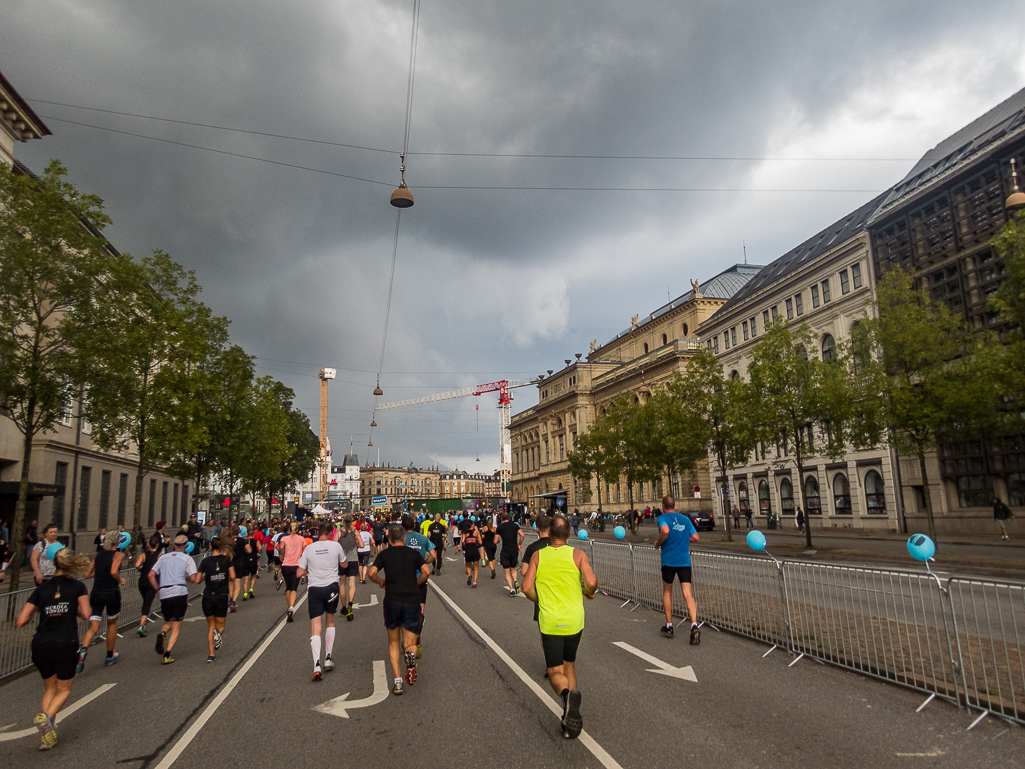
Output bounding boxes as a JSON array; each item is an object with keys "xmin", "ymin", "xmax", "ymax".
[{"xmin": 139, "ymin": 583, "xmax": 157, "ymax": 617}]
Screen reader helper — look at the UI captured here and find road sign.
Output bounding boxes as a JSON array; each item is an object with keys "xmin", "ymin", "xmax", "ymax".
[
  {"xmin": 372, "ymin": 495, "xmax": 387, "ymax": 506},
  {"xmin": 556, "ymin": 498, "xmax": 564, "ymax": 508},
  {"xmin": 693, "ymin": 485, "xmax": 701, "ymax": 500}
]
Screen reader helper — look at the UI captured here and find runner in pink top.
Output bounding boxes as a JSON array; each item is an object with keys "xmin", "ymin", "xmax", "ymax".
[{"xmin": 278, "ymin": 523, "xmax": 307, "ymax": 622}]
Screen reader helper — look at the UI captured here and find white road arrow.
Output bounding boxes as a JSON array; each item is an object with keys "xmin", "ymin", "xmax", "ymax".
[
  {"xmin": 313, "ymin": 660, "xmax": 389, "ymax": 718},
  {"xmin": 0, "ymin": 683, "xmax": 116, "ymax": 742},
  {"xmin": 613, "ymin": 642, "xmax": 697, "ymax": 682},
  {"xmin": 352, "ymin": 594, "xmax": 379, "ymax": 609}
]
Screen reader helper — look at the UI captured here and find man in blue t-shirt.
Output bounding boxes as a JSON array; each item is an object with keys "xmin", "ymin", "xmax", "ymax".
[{"xmin": 655, "ymin": 495, "xmax": 700, "ymax": 644}]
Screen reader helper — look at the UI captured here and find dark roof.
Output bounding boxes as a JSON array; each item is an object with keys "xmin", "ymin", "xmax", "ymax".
[
  {"xmin": 342, "ymin": 454, "xmax": 359, "ymax": 467},
  {"xmin": 716, "ymin": 192, "xmax": 889, "ymax": 316},
  {"xmin": 601, "ymin": 264, "xmax": 762, "ymax": 346},
  {"xmin": 870, "ymin": 86, "xmax": 1025, "ymax": 222}
]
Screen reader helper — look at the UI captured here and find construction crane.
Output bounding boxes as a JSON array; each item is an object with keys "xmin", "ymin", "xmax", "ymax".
[
  {"xmin": 376, "ymin": 379, "xmax": 539, "ymax": 499},
  {"xmin": 319, "ymin": 368, "xmax": 336, "ymax": 504}
]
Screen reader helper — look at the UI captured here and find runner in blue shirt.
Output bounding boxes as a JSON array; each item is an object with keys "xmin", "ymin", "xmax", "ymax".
[
  {"xmin": 402, "ymin": 516, "xmax": 436, "ymax": 660},
  {"xmin": 655, "ymin": 495, "xmax": 700, "ymax": 644}
]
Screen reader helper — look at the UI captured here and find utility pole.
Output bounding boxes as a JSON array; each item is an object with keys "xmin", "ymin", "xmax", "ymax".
[{"xmin": 319, "ymin": 368, "xmax": 335, "ymax": 505}]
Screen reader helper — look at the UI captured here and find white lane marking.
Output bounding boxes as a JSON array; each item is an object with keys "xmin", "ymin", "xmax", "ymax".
[
  {"xmin": 313, "ymin": 660, "xmax": 388, "ymax": 718},
  {"xmin": 430, "ymin": 582, "xmax": 623, "ymax": 769},
  {"xmin": 895, "ymin": 750, "xmax": 946, "ymax": 757},
  {"xmin": 154, "ymin": 591, "xmax": 309, "ymax": 769},
  {"xmin": 352, "ymin": 594, "xmax": 379, "ymax": 609},
  {"xmin": 613, "ymin": 641, "xmax": 697, "ymax": 682},
  {"xmin": 0, "ymin": 684, "xmax": 116, "ymax": 742}
]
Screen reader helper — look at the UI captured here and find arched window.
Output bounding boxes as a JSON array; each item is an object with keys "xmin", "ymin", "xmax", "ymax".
[
  {"xmin": 864, "ymin": 470, "xmax": 886, "ymax": 514},
  {"xmin": 797, "ymin": 345, "xmax": 808, "ymax": 360},
  {"xmin": 758, "ymin": 479, "xmax": 771, "ymax": 516},
  {"xmin": 821, "ymin": 334, "xmax": 836, "ymax": 362},
  {"xmin": 833, "ymin": 473, "xmax": 852, "ymax": 514},
  {"xmin": 851, "ymin": 320, "xmax": 870, "ymax": 371},
  {"xmin": 662, "ymin": 333, "xmax": 668, "ymax": 345},
  {"xmin": 779, "ymin": 478, "xmax": 795, "ymax": 514},
  {"xmin": 643, "ymin": 342, "xmax": 649, "ymax": 354},
  {"xmin": 682, "ymin": 323, "xmax": 689, "ymax": 336},
  {"xmin": 737, "ymin": 482, "xmax": 749, "ymax": 513},
  {"xmin": 804, "ymin": 475, "xmax": 821, "ymax": 515},
  {"xmin": 730, "ymin": 370, "xmax": 740, "ymax": 380}
]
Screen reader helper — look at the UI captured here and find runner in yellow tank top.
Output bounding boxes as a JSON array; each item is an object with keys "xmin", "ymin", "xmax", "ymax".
[{"xmin": 523, "ymin": 514, "xmax": 597, "ymax": 741}]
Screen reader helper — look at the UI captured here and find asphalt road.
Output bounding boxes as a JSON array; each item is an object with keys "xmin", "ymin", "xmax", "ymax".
[{"xmin": 2, "ymin": 555, "xmax": 1022, "ymax": 768}]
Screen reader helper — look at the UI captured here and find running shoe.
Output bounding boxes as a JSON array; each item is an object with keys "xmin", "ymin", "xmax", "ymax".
[
  {"xmin": 491, "ymin": 571, "xmax": 496, "ymax": 579},
  {"xmin": 162, "ymin": 653, "xmax": 175, "ymax": 665},
  {"xmin": 213, "ymin": 629, "xmax": 222, "ymax": 650},
  {"xmin": 136, "ymin": 625, "xmax": 147, "ymax": 638},
  {"xmin": 660, "ymin": 624, "xmax": 674, "ymax": 639},
  {"xmin": 689, "ymin": 625, "xmax": 701, "ymax": 646},
  {"xmin": 392, "ymin": 680, "xmax": 404, "ymax": 696},
  {"xmin": 472, "ymin": 581, "xmax": 477, "ymax": 588},
  {"xmin": 34, "ymin": 712, "xmax": 57, "ymax": 751},
  {"xmin": 415, "ymin": 643, "xmax": 423, "ymax": 659},
  {"xmin": 242, "ymin": 594, "xmax": 247, "ymax": 602},
  {"xmin": 346, "ymin": 606, "xmax": 354, "ymax": 622},
  {"xmin": 404, "ymin": 650, "xmax": 417, "ymax": 685},
  {"xmin": 275, "ymin": 577, "xmax": 282, "ymax": 591},
  {"xmin": 229, "ymin": 601, "xmax": 237, "ymax": 613},
  {"xmin": 155, "ymin": 631, "xmax": 166, "ymax": 655},
  {"xmin": 563, "ymin": 690, "xmax": 583, "ymax": 739},
  {"xmin": 312, "ymin": 664, "xmax": 322, "ymax": 682},
  {"xmin": 324, "ymin": 656, "xmax": 335, "ymax": 672},
  {"xmin": 286, "ymin": 608, "xmax": 294, "ymax": 623},
  {"xmin": 76, "ymin": 647, "xmax": 87, "ymax": 674},
  {"xmin": 206, "ymin": 655, "xmax": 215, "ymax": 663},
  {"xmin": 360, "ymin": 577, "xmax": 366, "ymax": 584},
  {"xmin": 249, "ymin": 589, "xmax": 255, "ymax": 599},
  {"xmin": 509, "ymin": 589, "xmax": 516, "ymax": 597},
  {"xmin": 467, "ymin": 575, "xmax": 473, "ymax": 586},
  {"xmin": 514, "ymin": 580, "xmax": 521, "ymax": 594},
  {"xmin": 104, "ymin": 652, "xmax": 119, "ymax": 667}
]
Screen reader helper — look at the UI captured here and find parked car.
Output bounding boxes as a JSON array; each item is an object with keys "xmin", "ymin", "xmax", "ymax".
[{"xmin": 686, "ymin": 510, "xmax": 716, "ymax": 532}]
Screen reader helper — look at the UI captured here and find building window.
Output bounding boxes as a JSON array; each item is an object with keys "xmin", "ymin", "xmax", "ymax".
[
  {"xmin": 955, "ymin": 472, "xmax": 992, "ymax": 507},
  {"xmin": 811, "ymin": 284, "xmax": 820, "ymax": 308},
  {"xmin": 840, "ymin": 269, "xmax": 850, "ymax": 295},
  {"xmin": 713, "ymin": 337, "xmax": 719, "ymax": 354},
  {"xmin": 758, "ymin": 480, "xmax": 771, "ymax": 517},
  {"xmin": 682, "ymin": 323, "xmax": 689, "ymax": 336},
  {"xmin": 779, "ymin": 478, "xmax": 795, "ymax": 514},
  {"xmin": 795, "ymin": 293, "xmax": 804, "ymax": 316},
  {"xmin": 77, "ymin": 466, "xmax": 92, "ymax": 531},
  {"xmin": 770, "ymin": 306, "xmax": 778, "ymax": 323},
  {"xmin": 785, "ymin": 298, "xmax": 794, "ymax": 320},
  {"xmin": 737, "ymin": 482, "xmax": 750, "ymax": 514},
  {"xmin": 172, "ymin": 483, "xmax": 180, "ymax": 527},
  {"xmin": 804, "ymin": 475, "xmax": 821, "ymax": 515},
  {"xmin": 762, "ymin": 310, "xmax": 770, "ymax": 328},
  {"xmin": 864, "ymin": 470, "xmax": 886, "ymax": 514},
  {"xmin": 662, "ymin": 333, "xmax": 668, "ymax": 345},
  {"xmin": 52, "ymin": 462, "xmax": 68, "ymax": 529},
  {"xmin": 742, "ymin": 321, "xmax": 749, "ymax": 340},
  {"xmin": 98, "ymin": 470, "xmax": 111, "ymax": 529},
  {"xmin": 731, "ymin": 327, "xmax": 737, "ymax": 346},
  {"xmin": 833, "ymin": 473, "xmax": 852, "ymax": 514},
  {"xmin": 148, "ymin": 479, "xmax": 157, "ymax": 527},
  {"xmin": 821, "ymin": 279, "xmax": 831, "ymax": 303},
  {"xmin": 724, "ymin": 331, "xmax": 730, "ymax": 350},
  {"xmin": 821, "ymin": 334, "xmax": 836, "ymax": 362},
  {"xmin": 116, "ymin": 474, "xmax": 128, "ymax": 527},
  {"xmin": 852, "ymin": 263, "xmax": 863, "ymax": 289},
  {"xmin": 559, "ymin": 436, "xmax": 565, "ymax": 460},
  {"xmin": 161, "ymin": 481, "xmax": 168, "ymax": 522},
  {"xmin": 750, "ymin": 316, "xmax": 757, "ymax": 336},
  {"xmin": 643, "ymin": 342, "xmax": 649, "ymax": 354}
]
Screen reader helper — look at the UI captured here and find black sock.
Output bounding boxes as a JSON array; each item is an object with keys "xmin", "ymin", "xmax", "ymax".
[
  {"xmin": 561, "ymin": 688, "xmax": 569, "ymax": 703},
  {"xmin": 106, "ymin": 650, "xmax": 113, "ymax": 658}
]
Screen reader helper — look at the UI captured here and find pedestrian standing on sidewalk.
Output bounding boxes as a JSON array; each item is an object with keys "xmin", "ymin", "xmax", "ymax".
[
  {"xmin": 796, "ymin": 506, "xmax": 805, "ymax": 533},
  {"xmin": 522, "ymin": 513, "xmax": 597, "ymax": 740},
  {"xmin": 732, "ymin": 505, "xmax": 740, "ymax": 530},
  {"xmin": 16, "ymin": 544, "xmax": 92, "ymax": 751},
  {"xmin": 994, "ymin": 497, "xmax": 1015, "ymax": 541},
  {"xmin": 655, "ymin": 495, "xmax": 701, "ymax": 644},
  {"xmin": 744, "ymin": 507, "xmax": 754, "ymax": 530}
]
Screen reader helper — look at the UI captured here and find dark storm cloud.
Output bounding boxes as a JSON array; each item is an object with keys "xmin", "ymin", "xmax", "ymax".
[{"xmin": 3, "ymin": 0, "xmax": 1023, "ymax": 469}]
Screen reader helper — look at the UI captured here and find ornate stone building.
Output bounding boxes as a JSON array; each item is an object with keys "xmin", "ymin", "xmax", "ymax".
[{"xmin": 510, "ymin": 264, "xmax": 761, "ymax": 515}]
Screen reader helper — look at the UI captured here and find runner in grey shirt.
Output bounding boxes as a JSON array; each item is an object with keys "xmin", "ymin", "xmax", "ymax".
[
  {"xmin": 334, "ymin": 515, "xmax": 360, "ymax": 621},
  {"xmin": 148, "ymin": 536, "xmax": 197, "ymax": 664}
]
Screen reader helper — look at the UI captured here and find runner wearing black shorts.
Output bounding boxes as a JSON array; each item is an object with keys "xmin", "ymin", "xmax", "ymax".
[
  {"xmin": 462, "ymin": 521, "xmax": 482, "ymax": 587},
  {"xmin": 79, "ymin": 531, "xmax": 126, "ymax": 670},
  {"xmin": 231, "ymin": 527, "xmax": 249, "ymax": 611},
  {"xmin": 135, "ymin": 535, "xmax": 162, "ymax": 638},
  {"xmin": 427, "ymin": 514, "xmax": 447, "ymax": 575},
  {"xmin": 496, "ymin": 512, "xmax": 525, "ymax": 596},
  {"xmin": 481, "ymin": 521, "xmax": 498, "ymax": 580},
  {"xmin": 193, "ymin": 534, "xmax": 235, "ymax": 663},
  {"xmin": 298, "ymin": 525, "xmax": 347, "ymax": 681}
]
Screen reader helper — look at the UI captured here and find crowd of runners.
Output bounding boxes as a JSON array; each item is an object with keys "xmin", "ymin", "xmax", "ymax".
[{"xmin": 14, "ymin": 496, "xmax": 702, "ymax": 751}]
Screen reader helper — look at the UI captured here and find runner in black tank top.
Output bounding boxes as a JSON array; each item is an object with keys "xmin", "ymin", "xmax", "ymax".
[
  {"xmin": 79, "ymin": 531, "xmax": 126, "ymax": 670},
  {"xmin": 193, "ymin": 534, "xmax": 235, "ymax": 662},
  {"xmin": 482, "ymin": 525, "xmax": 498, "ymax": 579},
  {"xmin": 462, "ymin": 522, "xmax": 482, "ymax": 587},
  {"xmin": 135, "ymin": 535, "xmax": 162, "ymax": 637}
]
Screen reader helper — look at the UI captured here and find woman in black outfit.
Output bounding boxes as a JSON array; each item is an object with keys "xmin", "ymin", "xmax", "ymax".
[
  {"xmin": 481, "ymin": 520, "xmax": 498, "ymax": 580},
  {"xmin": 462, "ymin": 520, "xmax": 483, "ymax": 587},
  {"xmin": 79, "ymin": 530, "xmax": 126, "ymax": 670},
  {"xmin": 17, "ymin": 545, "xmax": 92, "ymax": 751},
  {"xmin": 135, "ymin": 534, "xmax": 162, "ymax": 638},
  {"xmin": 190, "ymin": 533, "xmax": 235, "ymax": 662}
]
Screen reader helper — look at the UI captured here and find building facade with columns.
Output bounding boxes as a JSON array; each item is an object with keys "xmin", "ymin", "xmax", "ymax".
[
  {"xmin": 359, "ymin": 463, "xmax": 439, "ymax": 512},
  {"xmin": 509, "ymin": 264, "xmax": 762, "ymax": 515}
]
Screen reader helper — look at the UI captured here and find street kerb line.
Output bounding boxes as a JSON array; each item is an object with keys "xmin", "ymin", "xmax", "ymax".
[
  {"xmin": 429, "ymin": 582, "xmax": 624, "ymax": 769},
  {"xmin": 153, "ymin": 591, "xmax": 309, "ymax": 769}
]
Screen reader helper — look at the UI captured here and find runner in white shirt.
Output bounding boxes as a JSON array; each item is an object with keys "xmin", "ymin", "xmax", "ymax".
[
  {"xmin": 148, "ymin": 536, "xmax": 197, "ymax": 664},
  {"xmin": 356, "ymin": 525, "xmax": 373, "ymax": 584},
  {"xmin": 297, "ymin": 522, "xmax": 348, "ymax": 681}
]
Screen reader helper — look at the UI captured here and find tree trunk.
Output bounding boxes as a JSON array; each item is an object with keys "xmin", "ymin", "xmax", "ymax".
[
  {"xmin": 7, "ymin": 396, "xmax": 36, "ymax": 593},
  {"xmin": 917, "ymin": 449, "xmax": 937, "ymax": 546},
  {"xmin": 795, "ymin": 453, "xmax": 813, "ymax": 549},
  {"xmin": 720, "ymin": 462, "xmax": 733, "ymax": 543},
  {"xmin": 595, "ymin": 470, "xmax": 605, "ymax": 531},
  {"xmin": 131, "ymin": 453, "xmax": 147, "ymax": 561},
  {"xmin": 627, "ymin": 476, "xmax": 636, "ymax": 534}
]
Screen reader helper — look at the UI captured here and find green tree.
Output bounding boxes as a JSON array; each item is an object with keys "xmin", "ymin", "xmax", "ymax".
[
  {"xmin": 592, "ymin": 395, "xmax": 646, "ymax": 533},
  {"xmin": 747, "ymin": 321, "xmax": 859, "ymax": 548},
  {"xmin": 991, "ymin": 211, "xmax": 1025, "ymax": 336},
  {"xmin": 862, "ymin": 267, "xmax": 1001, "ymax": 543},
  {"xmin": 631, "ymin": 388, "xmax": 705, "ymax": 516},
  {"xmin": 668, "ymin": 348, "xmax": 756, "ymax": 542},
  {"xmin": 568, "ymin": 427, "xmax": 610, "ymax": 529},
  {"xmin": 81, "ymin": 251, "xmax": 225, "ymax": 552},
  {"xmin": 273, "ymin": 406, "xmax": 320, "ymax": 515},
  {"xmin": 0, "ymin": 161, "xmax": 114, "ymax": 591},
  {"xmin": 234, "ymin": 377, "xmax": 294, "ymax": 515}
]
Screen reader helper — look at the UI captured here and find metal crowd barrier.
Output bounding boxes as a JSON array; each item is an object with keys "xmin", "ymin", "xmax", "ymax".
[
  {"xmin": 0, "ymin": 553, "xmax": 205, "ymax": 682},
  {"xmin": 517, "ymin": 524, "xmax": 1025, "ymax": 728}
]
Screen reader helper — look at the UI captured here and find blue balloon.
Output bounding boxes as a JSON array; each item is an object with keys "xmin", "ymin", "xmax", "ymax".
[
  {"xmin": 613, "ymin": 525, "xmax": 626, "ymax": 539},
  {"xmin": 577, "ymin": 530, "xmax": 588, "ymax": 540},
  {"xmin": 239, "ymin": 526, "xmax": 248, "ymax": 537},
  {"xmin": 118, "ymin": 531, "xmax": 132, "ymax": 550},
  {"xmin": 907, "ymin": 534, "xmax": 935, "ymax": 561},
  {"xmin": 44, "ymin": 542, "xmax": 65, "ymax": 562},
  {"xmin": 185, "ymin": 542, "xmax": 195, "ymax": 554},
  {"xmin": 747, "ymin": 530, "xmax": 767, "ymax": 551}
]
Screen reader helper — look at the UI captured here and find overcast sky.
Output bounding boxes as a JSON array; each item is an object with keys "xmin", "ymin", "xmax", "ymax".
[{"xmin": 4, "ymin": 1, "xmax": 1024, "ymax": 473}]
